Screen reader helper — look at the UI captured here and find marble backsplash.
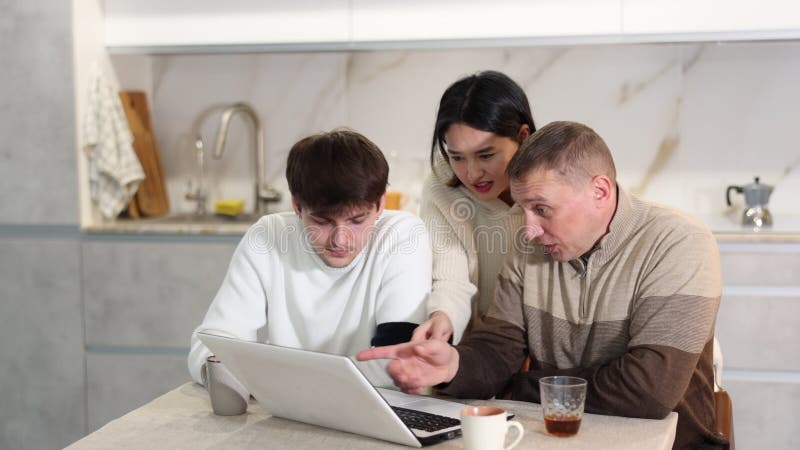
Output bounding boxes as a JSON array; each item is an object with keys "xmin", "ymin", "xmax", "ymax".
[{"xmin": 111, "ymin": 40, "xmax": 800, "ymax": 226}]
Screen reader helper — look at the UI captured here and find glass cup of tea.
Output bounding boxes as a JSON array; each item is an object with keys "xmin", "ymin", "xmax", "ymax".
[{"xmin": 538, "ymin": 376, "xmax": 587, "ymax": 437}]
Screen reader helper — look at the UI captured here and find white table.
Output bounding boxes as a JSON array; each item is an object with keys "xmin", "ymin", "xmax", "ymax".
[{"xmin": 66, "ymin": 383, "xmax": 677, "ymax": 449}]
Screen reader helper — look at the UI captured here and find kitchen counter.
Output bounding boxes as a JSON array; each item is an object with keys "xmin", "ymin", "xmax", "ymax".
[
  {"xmin": 700, "ymin": 214, "xmax": 800, "ymax": 243},
  {"xmin": 83, "ymin": 213, "xmax": 800, "ymax": 242},
  {"xmin": 82, "ymin": 214, "xmax": 260, "ymax": 236},
  {"xmin": 83, "ymin": 221, "xmax": 252, "ymax": 236}
]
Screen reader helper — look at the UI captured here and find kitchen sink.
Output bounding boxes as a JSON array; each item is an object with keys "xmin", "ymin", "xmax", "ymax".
[{"xmin": 147, "ymin": 212, "xmax": 262, "ymax": 225}]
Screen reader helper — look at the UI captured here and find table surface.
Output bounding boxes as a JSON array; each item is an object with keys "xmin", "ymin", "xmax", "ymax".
[{"xmin": 66, "ymin": 382, "xmax": 677, "ymax": 449}]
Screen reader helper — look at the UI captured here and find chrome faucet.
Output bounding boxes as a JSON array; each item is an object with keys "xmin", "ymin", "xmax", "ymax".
[
  {"xmin": 184, "ymin": 135, "xmax": 208, "ymax": 216},
  {"xmin": 212, "ymin": 102, "xmax": 281, "ymax": 215}
]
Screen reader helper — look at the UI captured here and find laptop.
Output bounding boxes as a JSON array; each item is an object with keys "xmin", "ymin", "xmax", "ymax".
[{"xmin": 197, "ymin": 332, "xmax": 469, "ymax": 447}]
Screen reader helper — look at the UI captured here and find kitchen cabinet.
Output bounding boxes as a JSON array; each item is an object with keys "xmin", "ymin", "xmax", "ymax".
[
  {"xmin": 715, "ymin": 242, "xmax": 800, "ymax": 450},
  {"xmin": 81, "ymin": 237, "xmax": 239, "ymax": 431},
  {"xmin": 81, "ymin": 239, "xmax": 237, "ymax": 348},
  {"xmin": 102, "ymin": 0, "xmax": 800, "ymax": 53},
  {"xmin": 104, "ymin": 0, "xmax": 350, "ymax": 52},
  {"xmin": 350, "ymin": 0, "xmax": 621, "ymax": 43},
  {"xmin": 86, "ymin": 352, "xmax": 190, "ymax": 432},
  {"xmin": 623, "ymin": 0, "xmax": 800, "ymax": 40}
]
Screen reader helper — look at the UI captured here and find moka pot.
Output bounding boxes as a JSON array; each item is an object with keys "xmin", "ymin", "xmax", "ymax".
[{"xmin": 726, "ymin": 176, "xmax": 773, "ymax": 228}]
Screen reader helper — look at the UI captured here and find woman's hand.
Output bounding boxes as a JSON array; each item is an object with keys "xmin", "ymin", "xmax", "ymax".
[
  {"xmin": 411, "ymin": 311, "xmax": 454, "ymax": 342},
  {"xmin": 356, "ymin": 340, "xmax": 460, "ymax": 394}
]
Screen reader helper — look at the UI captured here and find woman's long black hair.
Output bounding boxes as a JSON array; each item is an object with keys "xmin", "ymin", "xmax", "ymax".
[{"xmin": 431, "ymin": 71, "xmax": 536, "ymax": 186}]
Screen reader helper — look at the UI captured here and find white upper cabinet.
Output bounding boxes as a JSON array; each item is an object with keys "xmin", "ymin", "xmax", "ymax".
[
  {"xmin": 350, "ymin": 0, "xmax": 622, "ymax": 43},
  {"xmin": 104, "ymin": 0, "xmax": 350, "ymax": 51},
  {"xmin": 102, "ymin": 0, "xmax": 800, "ymax": 53},
  {"xmin": 623, "ymin": 0, "xmax": 800, "ymax": 40}
]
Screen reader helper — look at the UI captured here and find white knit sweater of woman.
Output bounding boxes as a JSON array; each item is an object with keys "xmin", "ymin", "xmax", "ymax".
[
  {"xmin": 420, "ymin": 156, "xmax": 524, "ymax": 344},
  {"xmin": 188, "ymin": 210, "xmax": 431, "ymax": 389}
]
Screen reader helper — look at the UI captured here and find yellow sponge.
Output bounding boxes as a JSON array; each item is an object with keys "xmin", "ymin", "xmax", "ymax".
[{"xmin": 215, "ymin": 199, "xmax": 245, "ymax": 216}]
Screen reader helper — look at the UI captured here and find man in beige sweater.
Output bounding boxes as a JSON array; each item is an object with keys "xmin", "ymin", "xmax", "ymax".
[{"xmin": 359, "ymin": 121, "xmax": 726, "ymax": 449}]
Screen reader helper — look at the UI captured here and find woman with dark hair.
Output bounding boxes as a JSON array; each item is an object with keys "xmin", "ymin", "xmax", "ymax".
[{"xmin": 412, "ymin": 71, "xmax": 535, "ymax": 344}]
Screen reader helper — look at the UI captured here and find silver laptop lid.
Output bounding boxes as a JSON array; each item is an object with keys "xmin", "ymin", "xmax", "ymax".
[{"xmin": 198, "ymin": 332, "xmax": 423, "ymax": 447}]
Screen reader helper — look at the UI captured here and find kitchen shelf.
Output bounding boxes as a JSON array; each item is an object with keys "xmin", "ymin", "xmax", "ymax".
[
  {"xmin": 701, "ymin": 214, "xmax": 800, "ymax": 242},
  {"xmin": 105, "ymin": 30, "xmax": 800, "ymax": 55},
  {"xmin": 104, "ymin": 0, "xmax": 800, "ymax": 55}
]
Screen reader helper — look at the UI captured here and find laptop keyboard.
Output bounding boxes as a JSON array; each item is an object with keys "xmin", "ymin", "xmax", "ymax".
[{"xmin": 391, "ymin": 406, "xmax": 461, "ymax": 432}]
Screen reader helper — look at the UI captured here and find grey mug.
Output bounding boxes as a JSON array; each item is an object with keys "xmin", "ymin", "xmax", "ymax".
[{"xmin": 204, "ymin": 355, "xmax": 248, "ymax": 416}]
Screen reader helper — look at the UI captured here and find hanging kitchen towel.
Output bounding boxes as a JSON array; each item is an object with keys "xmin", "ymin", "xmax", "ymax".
[{"xmin": 82, "ymin": 63, "xmax": 145, "ymax": 219}]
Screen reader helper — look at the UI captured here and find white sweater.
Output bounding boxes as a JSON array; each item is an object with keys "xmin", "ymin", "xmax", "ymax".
[
  {"xmin": 188, "ymin": 210, "xmax": 431, "ymax": 388},
  {"xmin": 419, "ymin": 157, "xmax": 524, "ymax": 344}
]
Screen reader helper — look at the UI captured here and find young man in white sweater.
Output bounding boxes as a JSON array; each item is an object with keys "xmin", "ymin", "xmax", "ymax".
[{"xmin": 188, "ymin": 129, "xmax": 432, "ymax": 388}]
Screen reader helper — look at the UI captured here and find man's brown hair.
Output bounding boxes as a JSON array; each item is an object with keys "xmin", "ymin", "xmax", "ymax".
[
  {"xmin": 286, "ymin": 129, "xmax": 388, "ymax": 213},
  {"xmin": 506, "ymin": 121, "xmax": 616, "ymax": 188}
]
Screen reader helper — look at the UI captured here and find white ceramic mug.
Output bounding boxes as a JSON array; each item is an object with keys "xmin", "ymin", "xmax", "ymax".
[{"xmin": 460, "ymin": 406, "xmax": 524, "ymax": 450}]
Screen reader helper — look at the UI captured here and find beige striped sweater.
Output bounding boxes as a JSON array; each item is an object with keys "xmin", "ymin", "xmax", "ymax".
[{"xmin": 440, "ymin": 187, "xmax": 726, "ymax": 449}]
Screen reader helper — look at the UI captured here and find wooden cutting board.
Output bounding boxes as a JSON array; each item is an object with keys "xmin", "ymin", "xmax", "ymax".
[{"xmin": 119, "ymin": 91, "xmax": 169, "ymax": 217}]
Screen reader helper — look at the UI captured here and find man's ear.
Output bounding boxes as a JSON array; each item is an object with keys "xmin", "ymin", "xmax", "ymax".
[
  {"xmin": 291, "ymin": 196, "xmax": 302, "ymax": 216},
  {"xmin": 591, "ymin": 175, "xmax": 612, "ymax": 205}
]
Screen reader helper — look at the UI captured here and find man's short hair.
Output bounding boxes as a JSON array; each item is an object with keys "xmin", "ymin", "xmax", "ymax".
[
  {"xmin": 506, "ymin": 121, "xmax": 617, "ymax": 188},
  {"xmin": 286, "ymin": 129, "xmax": 389, "ymax": 213}
]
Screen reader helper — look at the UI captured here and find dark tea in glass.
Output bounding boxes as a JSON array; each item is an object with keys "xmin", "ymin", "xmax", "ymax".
[{"xmin": 544, "ymin": 413, "xmax": 581, "ymax": 436}]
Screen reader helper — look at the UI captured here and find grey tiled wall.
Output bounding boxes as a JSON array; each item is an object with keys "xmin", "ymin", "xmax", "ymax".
[
  {"xmin": 0, "ymin": 0, "xmax": 77, "ymax": 225},
  {"xmin": 0, "ymin": 1, "xmax": 83, "ymax": 448},
  {"xmin": 0, "ymin": 238, "xmax": 85, "ymax": 450}
]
